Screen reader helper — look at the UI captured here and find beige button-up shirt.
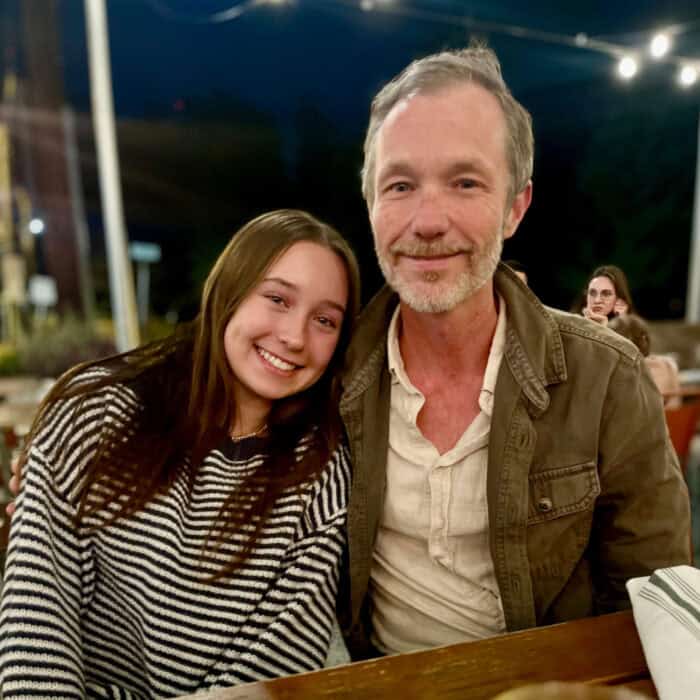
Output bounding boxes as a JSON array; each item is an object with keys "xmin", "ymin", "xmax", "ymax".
[{"xmin": 370, "ymin": 298, "xmax": 508, "ymax": 654}]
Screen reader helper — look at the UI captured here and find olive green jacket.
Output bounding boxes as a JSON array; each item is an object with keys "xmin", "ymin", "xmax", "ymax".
[{"xmin": 338, "ymin": 265, "xmax": 691, "ymax": 658}]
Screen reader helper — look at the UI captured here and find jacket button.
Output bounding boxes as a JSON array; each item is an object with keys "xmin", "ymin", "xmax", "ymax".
[{"xmin": 537, "ymin": 497, "xmax": 553, "ymax": 513}]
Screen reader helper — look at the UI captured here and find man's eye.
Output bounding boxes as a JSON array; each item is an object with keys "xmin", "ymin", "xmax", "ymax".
[
  {"xmin": 457, "ymin": 179, "xmax": 476, "ymax": 189},
  {"xmin": 388, "ymin": 182, "xmax": 410, "ymax": 193}
]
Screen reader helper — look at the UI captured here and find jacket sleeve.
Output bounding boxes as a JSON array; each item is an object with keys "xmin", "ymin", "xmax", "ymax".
[
  {"xmin": 0, "ymin": 445, "xmax": 89, "ymax": 699},
  {"xmin": 591, "ymin": 352, "xmax": 692, "ymax": 613}
]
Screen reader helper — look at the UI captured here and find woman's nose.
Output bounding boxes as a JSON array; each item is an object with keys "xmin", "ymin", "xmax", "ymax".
[{"xmin": 278, "ymin": 315, "xmax": 305, "ymax": 351}]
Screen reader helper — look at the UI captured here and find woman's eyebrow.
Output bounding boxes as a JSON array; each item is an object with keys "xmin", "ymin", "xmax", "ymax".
[{"xmin": 261, "ymin": 276, "xmax": 296, "ymax": 289}]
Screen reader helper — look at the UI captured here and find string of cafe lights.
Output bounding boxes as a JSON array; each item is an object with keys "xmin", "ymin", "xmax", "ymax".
[
  {"xmin": 146, "ymin": 0, "xmax": 700, "ymax": 87},
  {"xmin": 346, "ymin": 0, "xmax": 700, "ymax": 88}
]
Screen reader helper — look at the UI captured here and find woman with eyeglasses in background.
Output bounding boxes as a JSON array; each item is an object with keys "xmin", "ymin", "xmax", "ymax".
[{"xmin": 581, "ymin": 264, "xmax": 636, "ymax": 327}]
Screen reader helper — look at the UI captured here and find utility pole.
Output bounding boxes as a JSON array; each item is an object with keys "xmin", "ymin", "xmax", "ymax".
[{"xmin": 84, "ymin": 0, "xmax": 139, "ymax": 350}]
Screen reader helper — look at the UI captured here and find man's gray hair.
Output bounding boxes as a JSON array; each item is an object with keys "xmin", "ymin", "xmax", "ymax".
[{"xmin": 361, "ymin": 45, "xmax": 534, "ymax": 206}]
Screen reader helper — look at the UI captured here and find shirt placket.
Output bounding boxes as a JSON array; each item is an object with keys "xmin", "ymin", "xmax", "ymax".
[{"xmin": 428, "ymin": 459, "xmax": 452, "ymax": 568}]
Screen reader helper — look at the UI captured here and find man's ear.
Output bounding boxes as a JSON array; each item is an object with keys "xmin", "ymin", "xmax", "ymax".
[{"xmin": 503, "ymin": 180, "xmax": 533, "ymax": 241}]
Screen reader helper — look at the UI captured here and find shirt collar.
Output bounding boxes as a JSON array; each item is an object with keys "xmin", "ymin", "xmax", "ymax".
[
  {"xmin": 386, "ymin": 294, "xmax": 508, "ymax": 416},
  {"xmin": 387, "ymin": 304, "xmax": 418, "ymax": 393},
  {"xmin": 480, "ymin": 294, "xmax": 507, "ymax": 416}
]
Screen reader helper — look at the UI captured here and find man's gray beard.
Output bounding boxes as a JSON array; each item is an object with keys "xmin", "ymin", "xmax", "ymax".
[{"xmin": 376, "ymin": 234, "xmax": 503, "ymax": 313}]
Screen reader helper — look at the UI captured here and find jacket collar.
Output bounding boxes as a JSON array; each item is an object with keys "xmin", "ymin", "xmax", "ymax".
[
  {"xmin": 494, "ymin": 264, "xmax": 567, "ymax": 416},
  {"xmin": 341, "ymin": 285, "xmax": 398, "ymax": 407},
  {"xmin": 341, "ymin": 264, "xmax": 568, "ymax": 416}
]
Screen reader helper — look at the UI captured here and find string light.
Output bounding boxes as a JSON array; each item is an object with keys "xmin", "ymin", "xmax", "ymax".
[
  {"xmin": 617, "ymin": 55, "xmax": 639, "ymax": 80},
  {"xmin": 360, "ymin": 0, "xmax": 393, "ymax": 10},
  {"xmin": 650, "ymin": 32, "xmax": 671, "ymax": 59},
  {"xmin": 679, "ymin": 64, "xmax": 699, "ymax": 87},
  {"xmin": 149, "ymin": 0, "xmax": 700, "ymax": 90},
  {"xmin": 322, "ymin": 1, "xmax": 699, "ymax": 90},
  {"xmin": 146, "ymin": 0, "xmax": 290, "ymax": 24}
]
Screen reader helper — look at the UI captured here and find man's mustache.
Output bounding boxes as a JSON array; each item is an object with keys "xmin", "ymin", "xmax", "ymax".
[{"xmin": 389, "ymin": 242, "xmax": 473, "ymax": 256}]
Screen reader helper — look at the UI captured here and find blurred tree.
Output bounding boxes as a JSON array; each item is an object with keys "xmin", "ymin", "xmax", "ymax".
[{"xmin": 21, "ymin": 0, "xmax": 84, "ymax": 312}]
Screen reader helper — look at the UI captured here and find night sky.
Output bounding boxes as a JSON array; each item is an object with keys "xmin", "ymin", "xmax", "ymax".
[
  {"xmin": 59, "ymin": 1, "xmax": 700, "ymax": 125},
  {"xmin": 34, "ymin": 1, "xmax": 700, "ymax": 317}
]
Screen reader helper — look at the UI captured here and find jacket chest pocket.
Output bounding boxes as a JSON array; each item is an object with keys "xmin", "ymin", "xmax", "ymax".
[{"xmin": 527, "ymin": 461, "xmax": 601, "ymax": 525}]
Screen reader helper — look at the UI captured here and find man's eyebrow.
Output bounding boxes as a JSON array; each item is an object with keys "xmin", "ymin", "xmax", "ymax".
[
  {"xmin": 443, "ymin": 159, "xmax": 489, "ymax": 177},
  {"xmin": 376, "ymin": 158, "xmax": 489, "ymax": 181},
  {"xmin": 376, "ymin": 160, "xmax": 415, "ymax": 181},
  {"xmin": 260, "ymin": 277, "xmax": 346, "ymax": 314}
]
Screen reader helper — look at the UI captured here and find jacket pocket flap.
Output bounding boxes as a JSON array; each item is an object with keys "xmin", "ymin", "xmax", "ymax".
[{"xmin": 527, "ymin": 461, "xmax": 600, "ymax": 524}]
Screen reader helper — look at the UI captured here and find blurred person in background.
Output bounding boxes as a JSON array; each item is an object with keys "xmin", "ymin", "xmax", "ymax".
[
  {"xmin": 580, "ymin": 265, "xmax": 636, "ymax": 326},
  {"xmin": 0, "ymin": 210, "xmax": 360, "ymax": 697},
  {"xmin": 608, "ymin": 313, "xmax": 681, "ymax": 408}
]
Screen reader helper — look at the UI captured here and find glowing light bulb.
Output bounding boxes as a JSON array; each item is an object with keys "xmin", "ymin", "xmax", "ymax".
[
  {"xmin": 679, "ymin": 65, "xmax": 698, "ymax": 88},
  {"xmin": 617, "ymin": 56, "xmax": 638, "ymax": 80},
  {"xmin": 29, "ymin": 217, "xmax": 45, "ymax": 235},
  {"xmin": 650, "ymin": 33, "xmax": 671, "ymax": 59}
]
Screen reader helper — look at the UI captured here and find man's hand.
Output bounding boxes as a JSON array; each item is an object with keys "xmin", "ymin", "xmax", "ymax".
[
  {"xmin": 583, "ymin": 307, "xmax": 609, "ymax": 326},
  {"xmin": 5, "ymin": 456, "xmax": 20, "ymax": 517}
]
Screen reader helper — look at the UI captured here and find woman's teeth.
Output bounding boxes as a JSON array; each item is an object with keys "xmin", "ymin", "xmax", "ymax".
[{"xmin": 257, "ymin": 347, "xmax": 296, "ymax": 371}]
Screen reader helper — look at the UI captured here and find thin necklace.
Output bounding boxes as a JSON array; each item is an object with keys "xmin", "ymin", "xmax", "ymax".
[{"xmin": 230, "ymin": 422, "xmax": 268, "ymax": 442}]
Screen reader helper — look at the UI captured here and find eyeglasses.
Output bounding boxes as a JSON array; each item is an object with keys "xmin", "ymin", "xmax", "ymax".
[{"xmin": 587, "ymin": 289, "xmax": 615, "ymax": 300}]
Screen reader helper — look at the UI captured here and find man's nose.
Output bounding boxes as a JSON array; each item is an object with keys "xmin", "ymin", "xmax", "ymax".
[{"xmin": 411, "ymin": 188, "xmax": 448, "ymax": 239}]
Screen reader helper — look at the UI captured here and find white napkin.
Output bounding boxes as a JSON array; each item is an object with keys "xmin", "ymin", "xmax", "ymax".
[{"xmin": 626, "ymin": 565, "xmax": 700, "ymax": 700}]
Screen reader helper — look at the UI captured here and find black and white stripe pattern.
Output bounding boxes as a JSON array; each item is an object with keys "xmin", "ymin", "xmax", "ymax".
[{"xmin": 0, "ymin": 373, "xmax": 351, "ymax": 698}]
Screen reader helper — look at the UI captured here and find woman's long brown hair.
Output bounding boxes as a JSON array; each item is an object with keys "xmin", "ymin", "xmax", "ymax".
[{"xmin": 20, "ymin": 210, "xmax": 361, "ymax": 579}]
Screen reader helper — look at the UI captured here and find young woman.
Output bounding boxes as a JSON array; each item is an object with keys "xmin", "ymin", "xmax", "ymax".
[
  {"xmin": 0, "ymin": 209, "xmax": 360, "ymax": 698},
  {"xmin": 581, "ymin": 264, "xmax": 636, "ymax": 326}
]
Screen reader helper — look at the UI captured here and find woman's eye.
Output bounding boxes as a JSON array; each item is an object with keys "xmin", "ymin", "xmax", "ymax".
[
  {"xmin": 316, "ymin": 316, "xmax": 339, "ymax": 330},
  {"xmin": 265, "ymin": 294, "xmax": 287, "ymax": 307}
]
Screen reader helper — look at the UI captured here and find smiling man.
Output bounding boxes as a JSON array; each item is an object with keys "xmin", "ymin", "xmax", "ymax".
[{"xmin": 338, "ymin": 45, "xmax": 691, "ymax": 658}]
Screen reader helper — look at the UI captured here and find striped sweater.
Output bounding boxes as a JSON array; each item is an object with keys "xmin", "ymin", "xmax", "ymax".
[{"xmin": 0, "ymin": 376, "xmax": 351, "ymax": 698}]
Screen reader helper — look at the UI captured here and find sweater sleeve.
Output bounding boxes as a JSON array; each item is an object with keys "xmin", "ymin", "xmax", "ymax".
[
  {"xmin": 0, "ymin": 380, "xmax": 132, "ymax": 699},
  {"xmin": 205, "ymin": 442, "xmax": 352, "ymax": 687},
  {"xmin": 0, "ymin": 444, "xmax": 89, "ymax": 699}
]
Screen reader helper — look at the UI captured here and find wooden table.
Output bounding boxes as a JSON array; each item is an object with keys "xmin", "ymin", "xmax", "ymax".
[{"xmin": 180, "ymin": 611, "xmax": 655, "ymax": 699}]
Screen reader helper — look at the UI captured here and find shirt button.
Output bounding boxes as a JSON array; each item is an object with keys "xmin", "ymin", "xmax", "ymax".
[{"xmin": 537, "ymin": 497, "xmax": 553, "ymax": 513}]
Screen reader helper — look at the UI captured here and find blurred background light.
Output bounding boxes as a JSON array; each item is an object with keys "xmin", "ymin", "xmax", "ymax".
[
  {"xmin": 617, "ymin": 55, "xmax": 639, "ymax": 79},
  {"xmin": 650, "ymin": 32, "xmax": 671, "ymax": 59},
  {"xmin": 679, "ymin": 64, "xmax": 699, "ymax": 87},
  {"xmin": 28, "ymin": 217, "xmax": 45, "ymax": 236}
]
